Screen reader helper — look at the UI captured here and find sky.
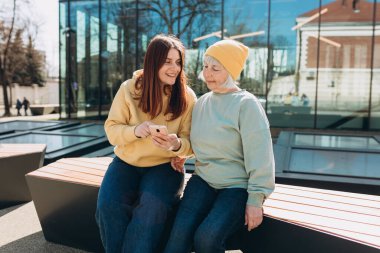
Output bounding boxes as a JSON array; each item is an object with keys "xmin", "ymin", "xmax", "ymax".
[{"xmin": 31, "ymin": 0, "xmax": 59, "ymax": 77}]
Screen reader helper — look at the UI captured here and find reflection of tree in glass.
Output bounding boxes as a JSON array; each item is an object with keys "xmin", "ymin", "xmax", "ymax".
[
  {"xmin": 222, "ymin": 3, "xmax": 268, "ymax": 96},
  {"xmin": 139, "ymin": 0, "xmax": 217, "ymax": 37},
  {"xmin": 184, "ymin": 7, "xmax": 218, "ymax": 96},
  {"xmin": 137, "ymin": 0, "xmax": 219, "ymax": 96}
]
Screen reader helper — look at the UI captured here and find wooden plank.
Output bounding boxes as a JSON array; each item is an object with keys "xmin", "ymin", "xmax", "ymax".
[
  {"xmin": 274, "ymin": 185, "xmax": 380, "ymax": 209},
  {"xmin": 65, "ymin": 157, "xmax": 113, "ymax": 167},
  {"xmin": 0, "ymin": 144, "xmax": 46, "ymax": 158},
  {"xmin": 27, "ymin": 170, "xmax": 99, "ymax": 187},
  {"xmin": 38, "ymin": 167, "xmax": 103, "ymax": 185},
  {"xmin": 268, "ymin": 193, "xmax": 380, "ymax": 217},
  {"xmin": 49, "ymin": 162, "xmax": 106, "ymax": 177},
  {"xmin": 276, "ymin": 183, "xmax": 380, "ymax": 202},
  {"xmin": 58, "ymin": 158, "xmax": 110, "ymax": 171},
  {"xmin": 265, "ymin": 198, "xmax": 380, "ymax": 225}
]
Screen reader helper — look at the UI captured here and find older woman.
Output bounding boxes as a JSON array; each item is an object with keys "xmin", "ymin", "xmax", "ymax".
[{"xmin": 165, "ymin": 40, "xmax": 275, "ymax": 253}]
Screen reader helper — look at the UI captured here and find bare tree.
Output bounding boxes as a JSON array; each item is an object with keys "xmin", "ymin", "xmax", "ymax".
[
  {"xmin": 0, "ymin": 0, "xmax": 44, "ymax": 116},
  {"xmin": 0, "ymin": 0, "xmax": 17, "ymax": 116}
]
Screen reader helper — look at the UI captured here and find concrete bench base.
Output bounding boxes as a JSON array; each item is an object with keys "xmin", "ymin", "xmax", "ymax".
[
  {"xmin": 26, "ymin": 174, "xmax": 103, "ymax": 252},
  {"xmin": 0, "ymin": 144, "xmax": 45, "ymax": 208},
  {"xmin": 26, "ymin": 158, "xmax": 380, "ymax": 253}
]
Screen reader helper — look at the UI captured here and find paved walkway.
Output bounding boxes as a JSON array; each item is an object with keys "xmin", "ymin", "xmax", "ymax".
[
  {"xmin": 0, "ymin": 110, "xmax": 59, "ymax": 122},
  {"xmin": 0, "ymin": 202, "xmax": 88, "ymax": 253}
]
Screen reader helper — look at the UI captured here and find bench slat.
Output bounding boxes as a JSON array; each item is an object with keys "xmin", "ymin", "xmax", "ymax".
[
  {"xmin": 276, "ymin": 184, "xmax": 380, "ymax": 203},
  {"xmin": 64, "ymin": 157, "xmax": 113, "ymax": 167},
  {"xmin": 274, "ymin": 185, "xmax": 380, "ymax": 208},
  {"xmin": 49, "ymin": 162, "xmax": 106, "ymax": 177},
  {"xmin": 38, "ymin": 166, "xmax": 103, "ymax": 185},
  {"xmin": 268, "ymin": 193, "xmax": 380, "ymax": 217},
  {"xmin": 265, "ymin": 198, "xmax": 380, "ymax": 226},
  {"xmin": 58, "ymin": 158, "xmax": 110, "ymax": 171},
  {"xmin": 28, "ymin": 170, "xmax": 99, "ymax": 186}
]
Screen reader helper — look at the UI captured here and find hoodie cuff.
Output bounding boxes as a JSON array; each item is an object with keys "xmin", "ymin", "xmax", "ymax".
[
  {"xmin": 124, "ymin": 125, "xmax": 141, "ymax": 142},
  {"xmin": 247, "ymin": 193, "xmax": 265, "ymax": 208}
]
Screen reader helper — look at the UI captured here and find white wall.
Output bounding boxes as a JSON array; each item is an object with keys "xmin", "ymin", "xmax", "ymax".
[{"xmin": 0, "ymin": 78, "xmax": 59, "ymax": 106}]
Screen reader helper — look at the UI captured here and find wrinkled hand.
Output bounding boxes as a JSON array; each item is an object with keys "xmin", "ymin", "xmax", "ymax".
[
  {"xmin": 171, "ymin": 157, "xmax": 186, "ymax": 173},
  {"xmin": 152, "ymin": 133, "xmax": 181, "ymax": 151},
  {"xmin": 134, "ymin": 121, "xmax": 153, "ymax": 138},
  {"xmin": 245, "ymin": 205, "xmax": 263, "ymax": 231}
]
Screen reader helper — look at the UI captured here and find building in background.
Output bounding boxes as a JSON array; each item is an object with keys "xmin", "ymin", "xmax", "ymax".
[{"xmin": 59, "ymin": 0, "xmax": 380, "ymax": 130}]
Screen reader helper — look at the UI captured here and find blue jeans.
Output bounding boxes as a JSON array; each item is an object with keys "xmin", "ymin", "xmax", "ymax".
[
  {"xmin": 164, "ymin": 175, "xmax": 248, "ymax": 253},
  {"xmin": 96, "ymin": 156, "xmax": 184, "ymax": 253}
]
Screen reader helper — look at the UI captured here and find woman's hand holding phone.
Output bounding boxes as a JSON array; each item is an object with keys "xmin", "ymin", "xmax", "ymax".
[
  {"xmin": 150, "ymin": 125, "xmax": 181, "ymax": 151},
  {"xmin": 134, "ymin": 121, "xmax": 153, "ymax": 138}
]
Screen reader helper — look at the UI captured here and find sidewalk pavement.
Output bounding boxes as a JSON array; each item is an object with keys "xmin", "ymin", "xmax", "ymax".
[
  {"xmin": 0, "ymin": 108, "xmax": 59, "ymax": 122},
  {"xmin": 0, "ymin": 202, "xmax": 88, "ymax": 253}
]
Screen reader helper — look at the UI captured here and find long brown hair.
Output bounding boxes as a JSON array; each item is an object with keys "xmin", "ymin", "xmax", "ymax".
[{"xmin": 135, "ymin": 34, "xmax": 188, "ymax": 120}]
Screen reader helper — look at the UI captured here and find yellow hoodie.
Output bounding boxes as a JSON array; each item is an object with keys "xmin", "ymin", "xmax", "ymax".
[{"xmin": 104, "ymin": 71, "xmax": 197, "ymax": 167}]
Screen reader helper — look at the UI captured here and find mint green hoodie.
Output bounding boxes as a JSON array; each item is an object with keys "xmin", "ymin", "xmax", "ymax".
[{"xmin": 190, "ymin": 90, "xmax": 275, "ymax": 207}]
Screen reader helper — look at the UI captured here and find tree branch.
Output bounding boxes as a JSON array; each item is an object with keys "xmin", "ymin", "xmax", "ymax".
[{"xmin": 2, "ymin": 0, "xmax": 17, "ymax": 78}]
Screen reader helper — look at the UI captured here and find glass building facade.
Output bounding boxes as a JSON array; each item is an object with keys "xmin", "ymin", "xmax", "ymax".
[{"xmin": 59, "ymin": 0, "xmax": 380, "ymax": 130}]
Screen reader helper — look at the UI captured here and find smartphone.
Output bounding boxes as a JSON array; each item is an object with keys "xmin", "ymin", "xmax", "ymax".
[{"xmin": 149, "ymin": 125, "xmax": 168, "ymax": 136}]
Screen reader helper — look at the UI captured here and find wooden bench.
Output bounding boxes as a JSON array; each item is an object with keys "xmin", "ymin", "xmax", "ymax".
[
  {"xmin": 25, "ymin": 158, "xmax": 380, "ymax": 253},
  {"xmin": 0, "ymin": 144, "xmax": 46, "ymax": 208}
]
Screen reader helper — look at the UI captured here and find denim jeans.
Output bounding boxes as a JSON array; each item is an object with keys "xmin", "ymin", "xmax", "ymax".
[
  {"xmin": 164, "ymin": 175, "xmax": 248, "ymax": 253},
  {"xmin": 96, "ymin": 156, "xmax": 184, "ymax": 253}
]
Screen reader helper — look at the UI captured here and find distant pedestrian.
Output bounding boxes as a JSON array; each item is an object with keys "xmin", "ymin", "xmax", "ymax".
[
  {"xmin": 22, "ymin": 97, "xmax": 30, "ymax": 116},
  {"xmin": 15, "ymin": 99, "xmax": 22, "ymax": 116},
  {"xmin": 301, "ymin": 93, "xmax": 310, "ymax": 106}
]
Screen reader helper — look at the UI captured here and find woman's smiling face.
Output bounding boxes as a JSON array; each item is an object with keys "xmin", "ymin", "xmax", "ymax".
[{"xmin": 158, "ymin": 48, "xmax": 182, "ymax": 86}]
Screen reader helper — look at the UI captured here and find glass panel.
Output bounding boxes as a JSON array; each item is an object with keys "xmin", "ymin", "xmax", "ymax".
[
  {"xmin": 181, "ymin": 1, "xmax": 222, "ymax": 96},
  {"xmin": 316, "ymin": 0, "xmax": 374, "ymax": 129},
  {"xmin": 290, "ymin": 149, "xmax": 380, "ymax": 179},
  {"xmin": 101, "ymin": 0, "xmax": 136, "ymax": 118},
  {"xmin": 62, "ymin": 124, "xmax": 105, "ymax": 137},
  {"xmin": 0, "ymin": 133, "xmax": 94, "ymax": 153},
  {"xmin": 294, "ymin": 134, "xmax": 380, "ymax": 150},
  {"xmin": 59, "ymin": 2, "xmax": 67, "ymax": 118},
  {"xmin": 225, "ymin": 0, "xmax": 268, "ymax": 108},
  {"xmin": 137, "ymin": 0, "xmax": 176, "ymax": 68},
  {"xmin": 59, "ymin": 0, "xmax": 100, "ymax": 119},
  {"xmin": 77, "ymin": 1, "xmax": 100, "ymax": 118},
  {"xmin": 0, "ymin": 121, "xmax": 60, "ymax": 132},
  {"xmin": 370, "ymin": 2, "xmax": 380, "ymax": 130},
  {"xmin": 268, "ymin": 0, "xmax": 320, "ymax": 128}
]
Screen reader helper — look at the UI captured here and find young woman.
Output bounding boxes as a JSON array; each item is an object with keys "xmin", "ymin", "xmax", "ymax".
[
  {"xmin": 96, "ymin": 34, "xmax": 196, "ymax": 253},
  {"xmin": 164, "ymin": 39, "xmax": 275, "ymax": 253}
]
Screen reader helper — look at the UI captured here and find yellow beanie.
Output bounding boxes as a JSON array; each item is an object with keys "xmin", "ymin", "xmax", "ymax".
[{"xmin": 204, "ymin": 40, "xmax": 249, "ymax": 80}]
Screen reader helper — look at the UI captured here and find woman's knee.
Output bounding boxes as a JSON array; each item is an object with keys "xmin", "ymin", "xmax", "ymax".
[
  {"xmin": 135, "ymin": 192, "xmax": 175, "ymax": 224},
  {"xmin": 194, "ymin": 225, "xmax": 224, "ymax": 252}
]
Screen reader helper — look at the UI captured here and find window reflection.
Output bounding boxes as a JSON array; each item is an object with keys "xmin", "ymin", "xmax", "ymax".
[
  {"xmin": 58, "ymin": 0, "xmax": 380, "ymax": 131},
  {"xmin": 315, "ymin": 0, "xmax": 375, "ymax": 129},
  {"xmin": 268, "ymin": 0, "xmax": 319, "ymax": 128}
]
